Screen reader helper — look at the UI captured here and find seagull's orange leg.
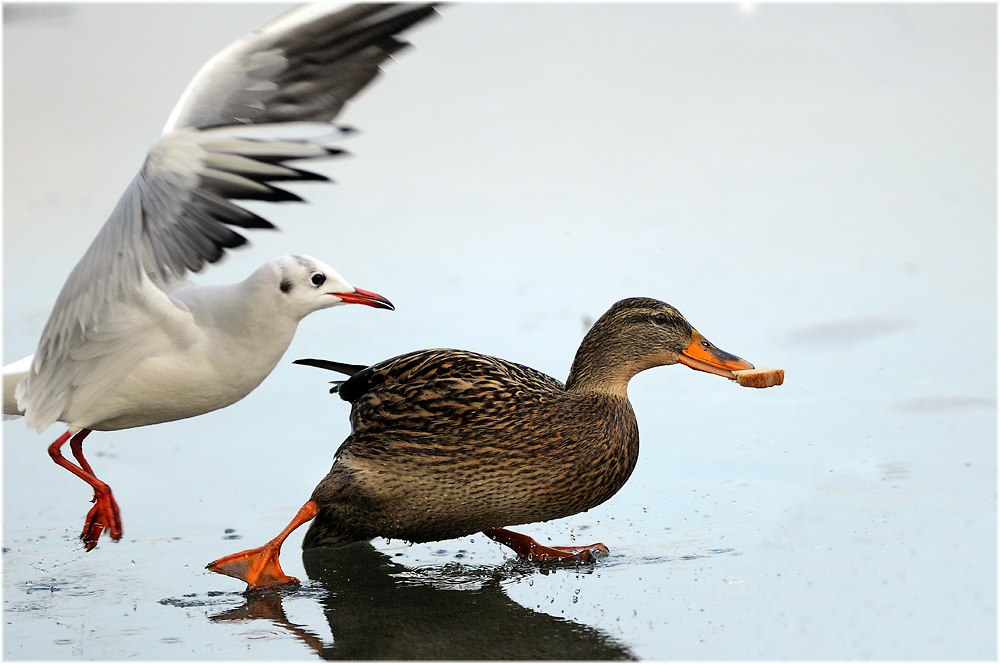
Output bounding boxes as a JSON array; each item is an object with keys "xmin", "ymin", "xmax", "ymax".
[
  {"xmin": 67, "ymin": 430, "xmax": 122, "ymax": 547},
  {"xmin": 68, "ymin": 429, "xmax": 97, "ymax": 475},
  {"xmin": 48, "ymin": 429, "xmax": 122, "ymax": 550},
  {"xmin": 483, "ymin": 527, "xmax": 609, "ymax": 562},
  {"xmin": 207, "ymin": 500, "xmax": 319, "ymax": 591}
]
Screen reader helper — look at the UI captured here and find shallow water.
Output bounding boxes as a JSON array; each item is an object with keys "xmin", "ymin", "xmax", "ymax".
[{"xmin": 3, "ymin": 3, "xmax": 996, "ymax": 660}]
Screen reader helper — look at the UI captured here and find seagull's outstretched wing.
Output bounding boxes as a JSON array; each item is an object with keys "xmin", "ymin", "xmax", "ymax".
[
  {"xmin": 17, "ymin": 3, "xmax": 437, "ymax": 432},
  {"xmin": 165, "ymin": 3, "xmax": 437, "ymax": 132}
]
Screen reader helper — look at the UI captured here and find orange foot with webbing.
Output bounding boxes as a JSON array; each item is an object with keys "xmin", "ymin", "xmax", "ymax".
[
  {"xmin": 483, "ymin": 527, "xmax": 609, "ymax": 562},
  {"xmin": 207, "ymin": 501, "xmax": 318, "ymax": 591}
]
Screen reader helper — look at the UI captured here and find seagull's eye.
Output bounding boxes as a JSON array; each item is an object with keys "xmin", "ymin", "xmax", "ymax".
[
  {"xmin": 311, "ymin": 273, "xmax": 326, "ymax": 287},
  {"xmin": 653, "ymin": 313, "xmax": 668, "ymax": 325}
]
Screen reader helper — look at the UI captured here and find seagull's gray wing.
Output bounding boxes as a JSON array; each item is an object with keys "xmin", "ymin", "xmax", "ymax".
[
  {"xmin": 17, "ymin": 3, "xmax": 437, "ymax": 432},
  {"xmin": 164, "ymin": 3, "xmax": 438, "ymax": 132}
]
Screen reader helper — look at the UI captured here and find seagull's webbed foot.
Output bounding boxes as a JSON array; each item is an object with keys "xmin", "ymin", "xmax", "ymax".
[
  {"xmin": 81, "ymin": 484, "xmax": 122, "ymax": 551},
  {"xmin": 46, "ymin": 428, "xmax": 122, "ymax": 551}
]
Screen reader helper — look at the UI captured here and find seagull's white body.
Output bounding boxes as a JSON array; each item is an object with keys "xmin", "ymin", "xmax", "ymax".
[
  {"xmin": 19, "ymin": 256, "xmax": 362, "ymax": 433},
  {"xmin": 88, "ymin": 269, "xmax": 304, "ymax": 432},
  {"xmin": 1, "ymin": 2, "xmax": 436, "ymax": 549}
]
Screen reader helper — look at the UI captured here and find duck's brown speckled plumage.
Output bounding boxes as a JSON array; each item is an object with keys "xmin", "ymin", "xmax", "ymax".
[
  {"xmin": 299, "ymin": 297, "xmax": 721, "ymax": 550},
  {"xmin": 304, "ymin": 350, "xmax": 639, "ymax": 548}
]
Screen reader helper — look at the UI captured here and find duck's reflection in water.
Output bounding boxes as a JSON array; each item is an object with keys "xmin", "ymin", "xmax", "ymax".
[{"xmin": 211, "ymin": 542, "xmax": 635, "ymax": 660}]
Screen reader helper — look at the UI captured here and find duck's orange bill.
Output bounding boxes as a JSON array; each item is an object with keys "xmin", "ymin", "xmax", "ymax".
[{"xmin": 678, "ymin": 329, "xmax": 754, "ymax": 380}]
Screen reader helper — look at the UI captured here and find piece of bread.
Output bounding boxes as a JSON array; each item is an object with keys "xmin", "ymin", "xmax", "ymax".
[{"xmin": 734, "ymin": 368, "xmax": 784, "ymax": 389}]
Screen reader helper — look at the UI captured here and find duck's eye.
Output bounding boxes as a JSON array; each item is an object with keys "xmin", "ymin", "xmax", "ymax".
[
  {"xmin": 311, "ymin": 273, "xmax": 326, "ymax": 287},
  {"xmin": 653, "ymin": 313, "xmax": 668, "ymax": 325}
]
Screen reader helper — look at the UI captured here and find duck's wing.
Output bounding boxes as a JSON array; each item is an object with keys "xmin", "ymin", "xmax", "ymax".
[
  {"xmin": 16, "ymin": 4, "xmax": 437, "ymax": 432},
  {"xmin": 332, "ymin": 349, "xmax": 567, "ymax": 444}
]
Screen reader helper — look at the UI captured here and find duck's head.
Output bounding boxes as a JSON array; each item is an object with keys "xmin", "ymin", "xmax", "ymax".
[{"xmin": 566, "ymin": 297, "xmax": 753, "ymax": 395}]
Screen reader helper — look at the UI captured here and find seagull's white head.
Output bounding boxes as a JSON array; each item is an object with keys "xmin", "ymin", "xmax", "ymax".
[{"xmin": 266, "ymin": 255, "xmax": 394, "ymax": 319}]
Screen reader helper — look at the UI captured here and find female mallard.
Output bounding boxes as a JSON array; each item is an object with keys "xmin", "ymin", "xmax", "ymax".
[{"xmin": 209, "ymin": 297, "xmax": 755, "ymax": 590}]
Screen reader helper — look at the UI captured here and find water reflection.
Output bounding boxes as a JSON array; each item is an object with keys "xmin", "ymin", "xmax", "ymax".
[{"xmin": 211, "ymin": 543, "xmax": 635, "ymax": 660}]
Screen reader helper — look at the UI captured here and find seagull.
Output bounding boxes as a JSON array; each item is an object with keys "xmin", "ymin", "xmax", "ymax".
[{"xmin": 2, "ymin": 3, "xmax": 437, "ymax": 551}]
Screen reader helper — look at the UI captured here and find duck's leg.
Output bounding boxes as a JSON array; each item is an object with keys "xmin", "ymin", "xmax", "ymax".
[
  {"xmin": 483, "ymin": 527, "xmax": 609, "ymax": 562},
  {"xmin": 48, "ymin": 429, "xmax": 123, "ymax": 550},
  {"xmin": 207, "ymin": 500, "xmax": 319, "ymax": 591}
]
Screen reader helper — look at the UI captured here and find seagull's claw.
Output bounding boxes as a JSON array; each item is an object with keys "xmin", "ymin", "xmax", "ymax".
[{"xmin": 81, "ymin": 485, "xmax": 122, "ymax": 550}]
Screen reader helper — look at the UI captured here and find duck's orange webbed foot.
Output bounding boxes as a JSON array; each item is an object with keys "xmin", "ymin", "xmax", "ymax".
[
  {"xmin": 207, "ymin": 541, "xmax": 300, "ymax": 591},
  {"xmin": 207, "ymin": 500, "xmax": 318, "ymax": 592},
  {"xmin": 483, "ymin": 527, "xmax": 610, "ymax": 562},
  {"xmin": 81, "ymin": 483, "xmax": 122, "ymax": 551}
]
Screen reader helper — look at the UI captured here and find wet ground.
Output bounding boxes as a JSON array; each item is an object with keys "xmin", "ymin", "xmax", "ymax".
[{"xmin": 3, "ymin": 3, "xmax": 996, "ymax": 660}]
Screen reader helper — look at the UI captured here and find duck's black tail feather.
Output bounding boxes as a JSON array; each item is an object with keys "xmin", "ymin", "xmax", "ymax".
[
  {"xmin": 294, "ymin": 358, "xmax": 368, "ymax": 376},
  {"xmin": 294, "ymin": 358, "xmax": 370, "ymax": 394}
]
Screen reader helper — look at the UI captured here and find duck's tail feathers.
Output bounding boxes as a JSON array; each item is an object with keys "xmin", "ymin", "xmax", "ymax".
[
  {"xmin": 294, "ymin": 358, "xmax": 368, "ymax": 376},
  {"xmin": 294, "ymin": 358, "xmax": 369, "ymax": 394}
]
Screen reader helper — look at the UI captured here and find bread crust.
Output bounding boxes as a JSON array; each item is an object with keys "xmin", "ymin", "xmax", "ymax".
[{"xmin": 734, "ymin": 368, "xmax": 784, "ymax": 388}]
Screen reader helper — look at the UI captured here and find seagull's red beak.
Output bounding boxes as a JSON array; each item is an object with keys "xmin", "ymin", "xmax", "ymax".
[{"xmin": 332, "ymin": 287, "xmax": 394, "ymax": 310}]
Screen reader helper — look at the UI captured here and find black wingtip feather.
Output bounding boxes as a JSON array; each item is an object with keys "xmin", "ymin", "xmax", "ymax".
[
  {"xmin": 257, "ymin": 184, "xmax": 304, "ymax": 203},
  {"xmin": 269, "ymin": 168, "xmax": 330, "ymax": 183},
  {"xmin": 228, "ymin": 210, "xmax": 277, "ymax": 230}
]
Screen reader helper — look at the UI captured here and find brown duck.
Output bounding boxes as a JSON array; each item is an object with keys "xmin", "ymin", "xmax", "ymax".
[{"xmin": 208, "ymin": 297, "xmax": 755, "ymax": 590}]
